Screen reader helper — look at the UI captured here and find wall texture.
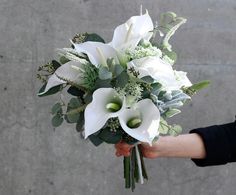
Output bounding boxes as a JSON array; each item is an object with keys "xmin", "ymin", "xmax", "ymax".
[{"xmin": 0, "ymin": 0, "xmax": 236, "ymax": 195}]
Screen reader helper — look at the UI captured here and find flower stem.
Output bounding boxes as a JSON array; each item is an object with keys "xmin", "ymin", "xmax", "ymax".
[
  {"xmin": 135, "ymin": 145, "xmax": 144, "ymax": 184},
  {"xmin": 124, "ymin": 156, "xmax": 131, "ymax": 188}
]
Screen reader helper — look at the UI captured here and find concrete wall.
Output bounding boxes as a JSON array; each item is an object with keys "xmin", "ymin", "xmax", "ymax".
[{"xmin": 0, "ymin": 0, "xmax": 236, "ymax": 194}]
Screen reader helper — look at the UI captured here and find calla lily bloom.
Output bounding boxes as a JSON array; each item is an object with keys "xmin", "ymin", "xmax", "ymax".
[
  {"xmin": 84, "ymin": 88, "xmax": 125, "ymax": 138},
  {"xmin": 109, "ymin": 10, "xmax": 154, "ymax": 50},
  {"xmin": 127, "ymin": 56, "xmax": 181, "ymax": 90},
  {"xmin": 38, "ymin": 61, "xmax": 85, "ymax": 95},
  {"xmin": 73, "ymin": 11, "xmax": 154, "ymax": 67},
  {"xmin": 118, "ymin": 99, "xmax": 160, "ymax": 145},
  {"xmin": 73, "ymin": 41, "xmax": 119, "ymax": 67}
]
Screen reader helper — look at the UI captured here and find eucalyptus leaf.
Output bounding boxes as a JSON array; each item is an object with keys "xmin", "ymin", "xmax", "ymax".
[
  {"xmin": 169, "ymin": 125, "xmax": 182, "ymax": 136},
  {"xmin": 51, "ymin": 102, "xmax": 62, "ymax": 115},
  {"xmin": 66, "ymin": 112, "xmax": 80, "ymax": 123},
  {"xmin": 68, "ymin": 98, "xmax": 82, "ymax": 108},
  {"xmin": 76, "ymin": 113, "xmax": 84, "ymax": 132},
  {"xmin": 164, "ymin": 108, "xmax": 181, "ymax": 118},
  {"xmin": 158, "ymin": 118, "xmax": 170, "ymax": 135},
  {"xmin": 98, "ymin": 128, "xmax": 122, "ymax": 144},
  {"xmin": 84, "ymin": 33, "xmax": 105, "ymax": 43},
  {"xmin": 51, "ymin": 114, "xmax": 63, "ymax": 127},
  {"xmin": 89, "ymin": 134, "xmax": 104, "ymax": 146},
  {"xmin": 98, "ymin": 67, "xmax": 112, "ymax": 80},
  {"xmin": 114, "ymin": 71, "xmax": 129, "ymax": 88}
]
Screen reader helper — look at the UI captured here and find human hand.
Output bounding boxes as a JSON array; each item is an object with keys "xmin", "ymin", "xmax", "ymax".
[{"xmin": 115, "ymin": 140, "xmax": 161, "ymax": 159}]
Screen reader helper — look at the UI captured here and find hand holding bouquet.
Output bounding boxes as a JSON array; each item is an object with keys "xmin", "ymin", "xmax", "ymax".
[{"xmin": 37, "ymin": 8, "xmax": 209, "ymax": 191}]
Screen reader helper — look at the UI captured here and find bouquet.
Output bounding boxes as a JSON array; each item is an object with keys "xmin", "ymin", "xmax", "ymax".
[{"xmin": 37, "ymin": 8, "xmax": 209, "ymax": 191}]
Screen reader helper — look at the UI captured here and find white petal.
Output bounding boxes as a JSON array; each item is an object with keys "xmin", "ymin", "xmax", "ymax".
[
  {"xmin": 174, "ymin": 71, "xmax": 192, "ymax": 88},
  {"xmin": 84, "ymin": 88, "xmax": 125, "ymax": 138},
  {"xmin": 73, "ymin": 41, "xmax": 118, "ymax": 67},
  {"xmin": 118, "ymin": 99, "xmax": 160, "ymax": 144},
  {"xmin": 110, "ymin": 12, "xmax": 154, "ymax": 49},
  {"xmin": 127, "ymin": 56, "xmax": 180, "ymax": 90},
  {"xmin": 38, "ymin": 61, "xmax": 84, "ymax": 95}
]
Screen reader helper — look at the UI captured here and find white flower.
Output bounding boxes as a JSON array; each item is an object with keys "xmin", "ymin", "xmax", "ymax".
[
  {"xmin": 84, "ymin": 88, "xmax": 125, "ymax": 138},
  {"xmin": 109, "ymin": 10, "xmax": 154, "ymax": 50},
  {"xmin": 73, "ymin": 41, "xmax": 119, "ymax": 67},
  {"xmin": 127, "ymin": 56, "xmax": 180, "ymax": 90},
  {"xmin": 174, "ymin": 71, "xmax": 192, "ymax": 88},
  {"xmin": 38, "ymin": 61, "xmax": 84, "ymax": 95},
  {"xmin": 118, "ymin": 99, "xmax": 160, "ymax": 145},
  {"xmin": 73, "ymin": 11, "xmax": 154, "ymax": 67}
]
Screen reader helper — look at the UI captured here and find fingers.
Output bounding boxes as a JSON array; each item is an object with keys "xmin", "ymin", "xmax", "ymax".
[{"xmin": 115, "ymin": 141, "xmax": 133, "ymax": 157}]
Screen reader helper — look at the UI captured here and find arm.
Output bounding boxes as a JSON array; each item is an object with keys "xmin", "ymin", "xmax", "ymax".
[
  {"xmin": 115, "ymin": 121, "xmax": 236, "ymax": 167},
  {"xmin": 115, "ymin": 133, "xmax": 206, "ymax": 159}
]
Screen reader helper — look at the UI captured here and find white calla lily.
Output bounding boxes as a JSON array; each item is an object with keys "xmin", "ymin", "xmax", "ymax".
[
  {"xmin": 109, "ymin": 10, "xmax": 154, "ymax": 50},
  {"xmin": 38, "ymin": 61, "xmax": 84, "ymax": 95},
  {"xmin": 174, "ymin": 71, "xmax": 192, "ymax": 88},
  {"xmin": 84, "ymin": 88, "xmax": 125, "ymax": 138},
  {"xmin": 118, "ymin": 99, "xmax": 160, "ymax": 145},
  {"xmin": 73, "ymin": 41, "xmax": 119, "ymax": 67},
  {"xmin": 127, "ymin": 56, "xmax": 181, "ymax": 90}
]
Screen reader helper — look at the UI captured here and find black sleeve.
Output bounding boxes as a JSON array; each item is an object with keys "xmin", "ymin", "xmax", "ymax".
[{"xmin": 189, "ymin": 120, "xmax": 236, "ymax": 167}]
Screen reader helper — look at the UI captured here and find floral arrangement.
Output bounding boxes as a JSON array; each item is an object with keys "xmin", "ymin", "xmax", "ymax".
[{"xmin": 37, "ymin": 8, "xmax": 209, "ymax": 191}]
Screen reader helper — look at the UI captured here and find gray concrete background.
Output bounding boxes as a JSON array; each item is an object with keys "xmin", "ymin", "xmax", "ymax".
[{"xmin": 0, "ymin": 0, "xmax": 236, "ymax": 194}]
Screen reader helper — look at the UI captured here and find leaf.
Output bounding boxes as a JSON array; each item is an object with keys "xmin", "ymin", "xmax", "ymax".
[
  {"xmin": 159, "ymin": 12, "xmax": 187, "ymax": 51},
  {"xmin": 88, "ymin": 134, "xmax": 104, "ymax": 146},
  {"xmin": 38, "ymin": 84, "xmax": 63, "ymax": 97},
  {"xmin": 66, "ymin": 112, "xmax": 80, "ymax": 123},
  {"xmin": 189, "ymin": 80, "xmax": 210, "ymax": 91},
  {"xmin": 162, "ymin": 49, "xmax": 177, "ymax": 63},
  {"xmin": 94, "ymin": 78, "xmax": 112, "ymax": 89},
  {"xmin": 67, "ymin": 86, "xmax": 85, "ymax": 97},
  {"xmin": 84, "ymin": 33, "xmax": 105, "ymax": 43},
  {"xmin": 164, "ymin": 108, "xmax": 181, "ymax": 118},
  {"xmin": 141, "ymin": 76, "xmax": 154, "ymax": 83},
  {"xmin": 76, "ymin": 113, "xmax": 84, "ymax": 132},
  {"xmin": 52, "ymin": 60, "xmax": 61, "ymax": 70},
  {"xmin": 51, "ymin": 114, "xmax": 63, "ymax": 127},
  {"xmin": 112, "ymin": 64, "xmax": 124, "ymax": 77},
  {"xmin": 158, "ymin": 118, "xmax": 170, "ymax": 135},
  {"xmin": 98, "ymin": 67, "xmax": 112, "ymax": 80},
  {"xmin": 114, "ymin": 71, "xmax": 129, "ymax": 88},
  {"xmin": 169, "ymin": 125, "xmax": 182, "ymax": 136},
  {"xmin": 98, "ymin": 128, "xmax": 122, "ymax": 144},
  {"xmin": 59, "ymin": 56, "xmax": 70, "ymax": 64},
  {"xmin": 51, "ymin": 102, "xmax": 62, "ymax": 115},
  {"xmin": 68, "ymin": 98, "xmax": 82, "ymax": 108}
]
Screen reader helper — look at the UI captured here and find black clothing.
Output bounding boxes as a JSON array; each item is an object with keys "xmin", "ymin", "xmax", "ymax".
[{"xmin": 190, "ymin": 120, "xmax": 236, "ymax": 167}]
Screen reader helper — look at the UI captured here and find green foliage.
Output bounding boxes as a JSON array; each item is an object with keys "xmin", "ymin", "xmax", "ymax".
[
  {"xmin": 72, "ymin": 32, "xmax": 105, "ymax": 44},
  {"xmin": 65, "ymin": 98, "xmax": 83, "ymax": 123},
  {"xmin": 38, "ymin": 84, "xmax": 63, "ymax": 97},
  {"xmin": 81, "ymin": 63, "xmax": 99, "ymax": 90},
  {"xmin": 98, "ymin": 128, "xmax": 122, "ymax": 144},
  {"xmin": 51, "ymin": 102, "xmax": 63, "ymax": 115},
  {"xmin": 163, "ymin": 108, "xmax": 181, "ymax": 118},
  {"xmin": 67, "ymin": 86, "xmax": 85, "ymax": 98},
  {"xmin": 59, "ymin": 56, "xmax": 70, "ymax": 64},
  {"xmin": 158, "ymin": 12, "xmax": 187, "ymax": 51},
  {"xmin": 159, "ymin": 117, "xmax": 182, "ymax": 136},
  {"xmin": 76, "ymin": 113, "xmax": 84, "ymax": 132},
  {"xmin": 89, "ymin": 134, "xmax": 104, "ymax": 146},
  {"xmin": 98, "ymin": 67, "xmax": 113, "ymax": 80},
  {"xmin": 184, "ymin": 80, "xmax": 210, "ymax": 96},
  {"xmin": 113, "ymin": 71, "xmax": 129, "ymax": 88},
  {"xmin": 51, "ymin": 114, "xmax": 63, "ymax": 127}
]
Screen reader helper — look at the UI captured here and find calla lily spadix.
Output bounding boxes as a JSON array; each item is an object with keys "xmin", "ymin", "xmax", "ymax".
[
  {"xmin": 118, "ymin": 99, "xmax": 160, "ymax": 145},
  {"xmin": 38, "ymin": 61, "xmax": 85, "ymax": 95},
  {"xmin": 84, "ymin": 88, "xmax": 125, "ymax": 139},
  {"xmin": 73, "ymin": 41, "xmax": 119, "ymax": 67}
]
